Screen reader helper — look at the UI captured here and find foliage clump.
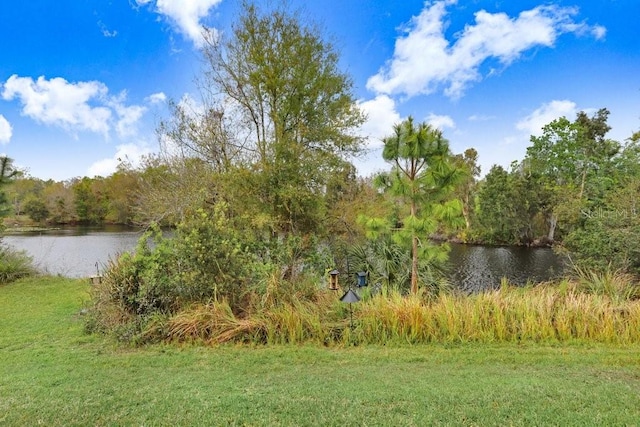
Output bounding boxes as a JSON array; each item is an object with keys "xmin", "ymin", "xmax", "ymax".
[
  {"xmin": 87, "ymin": 203, "xmax": 255, "ymax": 323},
  {"xmin": 0, "ymin": 245, "xmax": 37, "ymax": 284},
  {"xmin": 80, "ymin": 3, "xmax": 640, "ymax": 347}
]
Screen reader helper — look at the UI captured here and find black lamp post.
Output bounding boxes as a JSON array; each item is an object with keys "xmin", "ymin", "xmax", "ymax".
[{"xmin": 340, "ymin": 288, "xmax": 360, "ymax": 329}]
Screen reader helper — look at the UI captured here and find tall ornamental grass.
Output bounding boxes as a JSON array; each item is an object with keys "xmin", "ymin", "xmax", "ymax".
[
  {"xmin": 88, "ymin": 242, "xmax": 640, "ymax": 346},
  {"xmin": 135, "ymin": 277, "xmax": 640, "ymax": 346},
  {"xmin": 158, "ymin": 296, "xmax": 336, "ymax": 345},
  {"xmin": 355, "ymin": 280, "xmax": 640, "ymax": 344},
  {"xmin": 143, "ymin": 274, "xmax": 346, "ymax": 344}
]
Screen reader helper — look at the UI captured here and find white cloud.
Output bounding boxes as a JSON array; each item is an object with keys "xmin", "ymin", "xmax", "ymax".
[
  {"xmin": 0, "ymin": 115, "xmax": 11, "ymax": 144},
  {"xmin": 468, "ymin": 114, "xmax": 495, "ymax": 122},
  {"xmin": 2, "ymin": 75, "xmax": 112, "ymax": 135},
  {"xmin": 516, "ymin": 99, "xmax": 577, "ymax": 136},
  {"xmin": 2, "ymin": 75, "xmax": 152, "ymax": 139},
  {"xmin": 178, "ymin": 92, "xmax": 206, "ymax": 117},
  {"xmin": 136, "ymin": 0, "xmax": 223, "ymax": 46},
  {"xmin": 146, "ymin": 92, "xmax": 167, "ymax": 104},
  {"xmin": 87, "ymin": 143, "xmax": 152, "ymax": 177},
  {"xmin": 367, "ymin": 1, "xmax": 605, "ymax": 99},
  {"xmin": 357, "ymin": 95, "xmax": 402, "ymax": 149},
  {"xmin": 591, "ymin": 25, "xmax": 606, "ymax": 39},
  {"xmin": 98, "ymin": 21, "xmax": 118, "ymax": 38},
  {"xmin": 426, "ymin": 113, "xmax": 455, "ymax": 131},
  {"xmin": 115, "ymin": 104, "xmax": 147, "ymax": 139},
  {"xmin": 107, "ymin": 91, "xmax": 147, "ymax": 138}
]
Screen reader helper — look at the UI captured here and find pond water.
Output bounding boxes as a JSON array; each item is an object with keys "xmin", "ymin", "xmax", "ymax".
[
  {"xmin": 3, "ymin": 225, "xmax": 143, "ymax": 278},
  {"xmin": 447, "ymin": 243, "xmax": 566, "ymax": 292},
  {"xmin": 3, "ymin": 227, "xmax": 566, "ymax": 290}
]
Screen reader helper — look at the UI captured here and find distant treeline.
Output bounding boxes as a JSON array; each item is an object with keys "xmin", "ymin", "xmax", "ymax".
[
  {"xmin": 5, "ymin": 166, "xmax": 145, "ymax": 226},
  {"xmin": 5, "ymin": 106, "xmax": 640, "ymax": 277}
]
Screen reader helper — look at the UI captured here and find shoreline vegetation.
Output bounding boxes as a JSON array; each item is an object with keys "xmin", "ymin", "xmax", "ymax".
[
  {"xmin": 88, "ymin": 271, "xmax": 640, "ymax": 347},
  {"xmin": 2, "ymin": 276, "xmax": 640, "ymax": 426},
  {"xmin": 3, "ymin": 218, "xmax": 634, "ymax": 348},
  {"xmin": 2, "ymin": 1, "xmax": 640, "ymax": 422}
]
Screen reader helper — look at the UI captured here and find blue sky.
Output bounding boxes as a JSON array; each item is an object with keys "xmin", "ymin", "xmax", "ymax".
[{"xmin": 0, "ymin": 0, "xmax": 638, "ymax": 181}]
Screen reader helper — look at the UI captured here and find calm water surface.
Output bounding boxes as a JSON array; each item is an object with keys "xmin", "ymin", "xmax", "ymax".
[
  {"xmin": 3, "ymin": 227, "xmax": 566, "ymax": 290},
  {"xmin": 447, "ymin": 243, "xmax": 566, "ymax": 292},
  {"xmin": 3, "ymin": 225, "xmax": 142, "ymax": 278}
]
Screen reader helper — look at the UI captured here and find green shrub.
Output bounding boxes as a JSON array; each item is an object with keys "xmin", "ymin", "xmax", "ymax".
[
  {"xmin": 172, "ymin": 207, "xmax": 256, "ymax": 309},
  {"xmin": 0, "ymin": 244, "xmax": 37, "ymax": 284},
  {"xmin": 346, "ymin": 238, "xmax": 450, "ymax": 295},
  {"xmin": 572, "ymin": 265, "xmax": 640, "ymax": 302},
  {"xmin": 86, "ymin": 203, "xmax": 260, "ymax": 338}
]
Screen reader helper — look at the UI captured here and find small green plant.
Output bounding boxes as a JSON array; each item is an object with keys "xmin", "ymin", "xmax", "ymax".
[
  {"xmin": 0, "ymin": 244, "xmax": 37, "ymax": 284},
  {"xmin": 573, "ymin": 264, "xmax": 640, "ymax": 302}
]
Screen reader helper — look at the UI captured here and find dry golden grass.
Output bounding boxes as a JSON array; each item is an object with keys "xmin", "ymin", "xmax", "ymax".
[
  {"xmin": 90, "ymin": 267, "xmax": 640, "ymax": 345},
  {"xmin": 148, "ymin": 280, "xmax": 640, "ymax": 345},
  {"xmin": 155, "ymin": 286, "xmax": 344, "ymax": 345},
  {"xmin": 356, "ymin": 280, "xmax": 640, "ymax": 344}
]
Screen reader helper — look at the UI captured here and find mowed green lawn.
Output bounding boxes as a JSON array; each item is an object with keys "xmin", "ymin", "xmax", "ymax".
[{"xmin": 1, "ymin": 277, "xmax": 639, "ymax": 426}]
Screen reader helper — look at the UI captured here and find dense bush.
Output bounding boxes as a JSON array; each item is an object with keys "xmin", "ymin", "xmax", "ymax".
[
  {"xmin": 89, "ymin": 204, "xmax": 258, "ymax": 321},
  {"xmin": 562, "ymin": 213, "xmax": 640, "ymax": 275},
  {"xmin": 0, "ymin": 244, "xmax": 37, "ymax": 284},
  {"xmin": 84, "ymin": 202, "xmax": 342, "ymax": 341},
  {"xmin": 109, "ymin": 278, "xmax": 640, "ymax": 346}
]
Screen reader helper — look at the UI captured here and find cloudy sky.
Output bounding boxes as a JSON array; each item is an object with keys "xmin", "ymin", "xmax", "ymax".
[{"xmin": 0, "ymin": 0, "xmax": 638, "ymax": 180}]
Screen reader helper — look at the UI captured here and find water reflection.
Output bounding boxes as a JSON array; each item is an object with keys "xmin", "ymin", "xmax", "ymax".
[
  {"xmin": 3, "ymin": 228, "xmax": 567, "ymax": 288},
  {"xmin": 447, "ymin": 243, "xmax": 566, "ymax": 292},
  {"xmin": 3, "ymin": 226, "xmax": 142, "ymax": 278}
]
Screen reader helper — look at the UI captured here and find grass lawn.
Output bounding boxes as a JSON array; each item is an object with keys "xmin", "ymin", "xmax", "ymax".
[{"xmin": 1, "ymin": 277, "xmax": 639, "ymax": 426}]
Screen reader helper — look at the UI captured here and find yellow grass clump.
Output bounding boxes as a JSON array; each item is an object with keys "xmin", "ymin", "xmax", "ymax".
[
  {"xmin": 355, "ymin": 281, "xmax": 640, "ymax": 344},
  {"xmin": 94, "ymin": 269, "xmax": 640, "ymax": 346}
]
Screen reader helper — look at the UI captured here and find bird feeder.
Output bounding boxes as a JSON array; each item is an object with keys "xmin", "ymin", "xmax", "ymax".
[
  {"xmin": 357, "ymin": 271, "xmax": 368, "ymax": 287},
  {"xmin": 340, "ymin": 289, "xmax": 361, "ymax": 329},
  {"xmin": 89, "ymin": 262, "xmax": 102, "ymax": 285},
  {"xmin": 328, "ymin": 269, "xmax": 340, "ymax": 290}
]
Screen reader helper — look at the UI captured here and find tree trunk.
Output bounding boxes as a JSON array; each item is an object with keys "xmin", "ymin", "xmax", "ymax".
[
  {"xmin": 547, "ymin": 213, "xmax": 557, "ymax": 242},
  {"xmin": 579, "ymin": 169, "xmax": 587, "ymax": 200},
  {"xmin": 463, "ymin": 193, "xmax": 471, "ymax": 230},
  {"xmin": 410, "ymin": 200, "xmax": 419, "ymax": 294}
]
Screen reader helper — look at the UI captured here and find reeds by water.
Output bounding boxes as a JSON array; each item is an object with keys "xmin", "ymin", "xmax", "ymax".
[
  {"xmin": 158, "ymin": 296, "xmax": 337, "ymax": 345},
  {"xmin": 147, "ymin": 275, "xmax": 640, "ymax": 345},
  {"xmin": 356, "ymin": 281, "xmax": 640, "ymax": 344}
]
